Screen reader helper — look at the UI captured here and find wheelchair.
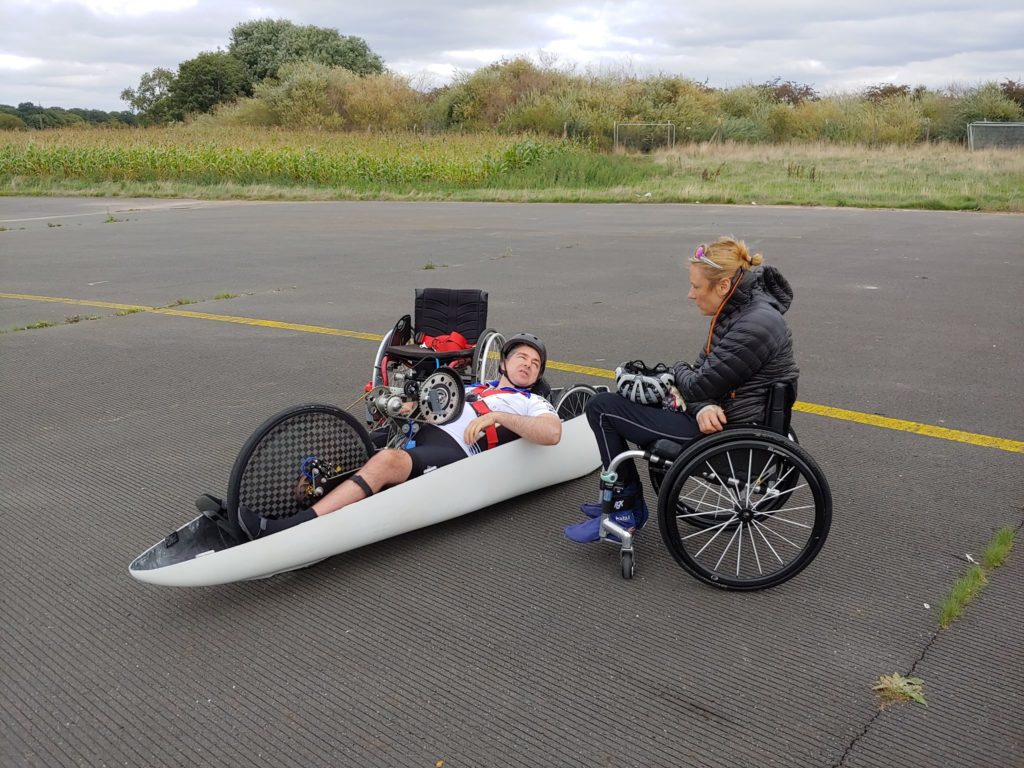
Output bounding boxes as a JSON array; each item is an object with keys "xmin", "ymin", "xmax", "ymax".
[{"xmin": 595, "ymin": 382, "xmax": 832, "ymax": 590}]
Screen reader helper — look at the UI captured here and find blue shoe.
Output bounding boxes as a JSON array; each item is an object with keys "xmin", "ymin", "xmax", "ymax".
[
  {"xmin": 564, "ymin": 510, "xmax": 637, "ymax": 543},
  {"xmin": 580, "ymin": 493, "xmax": 649, "ymax": 530}
]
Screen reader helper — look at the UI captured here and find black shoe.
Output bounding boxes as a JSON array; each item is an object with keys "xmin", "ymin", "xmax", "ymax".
[
  {"xmin": 195, "ymin": 493, "xmax": 225, "ymax": 519},
  {"xmin": 237, "ymin": 504, "xmax": 269, "ymax": 540}
]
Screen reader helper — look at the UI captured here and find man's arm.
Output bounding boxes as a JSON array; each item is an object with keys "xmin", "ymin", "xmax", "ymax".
[{"xmin": 463, "ymin": 411, "xmax": 562, "ymax": 446}]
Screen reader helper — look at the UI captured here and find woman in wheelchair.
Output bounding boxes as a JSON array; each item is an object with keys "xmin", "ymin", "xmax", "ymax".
[
  {"xmin": 565, "ymin": 235, "xmax": 799, "ymax": 543},
  {"xmin": 238, "ymin": 334, "xmax": 561, "ymax": 540}
]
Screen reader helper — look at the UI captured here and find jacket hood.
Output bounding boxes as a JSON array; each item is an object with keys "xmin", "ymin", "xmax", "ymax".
[{"xmin": 730, "ymin": 265, "xmax": 793, "ymax": 315}]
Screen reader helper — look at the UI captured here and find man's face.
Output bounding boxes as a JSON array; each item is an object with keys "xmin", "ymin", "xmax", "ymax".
[{"xmin": 504, "ymin": 345, "xmax": 542, "ymax": 388}]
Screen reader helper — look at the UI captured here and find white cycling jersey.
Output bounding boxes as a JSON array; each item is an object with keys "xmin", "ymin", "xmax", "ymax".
[{"xmin": 436, "ymin": 383, "xmax": 557, "ymax": 456}]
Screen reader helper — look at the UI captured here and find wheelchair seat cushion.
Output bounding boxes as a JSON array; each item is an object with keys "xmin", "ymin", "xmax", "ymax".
[{"xmin": 648, "ymin": 438, "xmax": 686, "ymax": 463}]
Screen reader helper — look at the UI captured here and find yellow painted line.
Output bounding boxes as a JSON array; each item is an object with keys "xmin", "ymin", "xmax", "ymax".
[
  {"xmin": 0, "ymin": 292, "xmax": 148, "ymax": 312},
  {"xmin": 152, "ymin": 308, "xmax": 382, "ymax": 341},
  {"xmin": 3, "ymin": 292, "xmax": 1021, "ymax": 454},
  {"xmin": 0, "ymin": 294, "xmax": 383, "ymax": 341},
  {"xmin": 547, "ymin": 360, "xmax": 615, "ymax": 378},
  {"xmin": 792, "ymin": 401, "xmax": 1024, "ymax": 454}
]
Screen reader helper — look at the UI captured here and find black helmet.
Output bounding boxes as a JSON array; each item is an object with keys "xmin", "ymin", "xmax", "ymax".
[{"xmin": 501, "ymin": 332, "xmax": 547, "ymax": 376}]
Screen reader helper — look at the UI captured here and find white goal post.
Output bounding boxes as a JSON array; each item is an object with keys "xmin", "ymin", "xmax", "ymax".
[
  {"xmin": 967, "ymin": 122, "xmax": 1024, "ymax": 150},
  {"xmin": 613, "ymin": 122, "xmax": 676, "ymax": 151}
]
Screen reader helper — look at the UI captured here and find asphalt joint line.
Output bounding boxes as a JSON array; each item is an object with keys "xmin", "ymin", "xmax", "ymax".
[{"xmin": 831, "ymin": 513, "xmax": 1024, "ymax": 768}]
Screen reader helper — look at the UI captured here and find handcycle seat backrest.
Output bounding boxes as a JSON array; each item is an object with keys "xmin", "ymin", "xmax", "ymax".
[{"xmin": 415, "ymin": 288, "xmax": 489, "ymax": 345}]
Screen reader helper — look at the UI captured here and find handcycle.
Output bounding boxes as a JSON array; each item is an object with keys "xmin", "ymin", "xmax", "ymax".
[{"xmin": 129, "ymin": 289, "xmax": 604, "ymax": 587}]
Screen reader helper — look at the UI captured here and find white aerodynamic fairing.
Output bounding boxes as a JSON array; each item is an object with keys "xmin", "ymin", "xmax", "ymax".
[{"xmin": 129, "ymin": 415, "xmax": 599, "ymax": 587}]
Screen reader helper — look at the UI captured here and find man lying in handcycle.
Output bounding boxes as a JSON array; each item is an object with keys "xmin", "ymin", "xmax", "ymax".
[{"xmin": 238, "ymin": 333, "xmax": 561, "ymax": 540}]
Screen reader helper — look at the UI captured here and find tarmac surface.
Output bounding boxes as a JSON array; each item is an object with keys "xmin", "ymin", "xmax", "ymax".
[{"xmin": 1, "ymin": 198, "xmax": 1022, "ymax": 767}]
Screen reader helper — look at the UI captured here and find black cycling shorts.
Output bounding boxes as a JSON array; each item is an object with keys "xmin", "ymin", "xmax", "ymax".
[{"xmin": 405, "ymin": 424, "xmax": 468, "ymax": 478}]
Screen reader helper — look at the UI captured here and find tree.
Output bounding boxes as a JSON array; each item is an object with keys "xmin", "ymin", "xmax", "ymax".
[
  {"xmin": 229, "ymin": 18, "xmax": 383, "ymax": 84},
  {"xmin": 759, "ymin": 78, "xmax": 818, "ymax": 106},
  {"xmin": 863, "ymin": 83, "xmax": 911, "ymax": 103},
  {"xmin": 120, "ymin": 67, "xmax": 176, "ymax": 124},
  {"xmin": 1000, "ymin": 79, "xmax": 1024, "ymax": 109},
  {"xmin": 170, "ymin": 51, "xmax": 250, "ymax": 116}
]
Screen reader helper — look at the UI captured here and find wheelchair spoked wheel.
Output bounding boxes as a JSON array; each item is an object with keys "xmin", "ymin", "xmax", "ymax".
[
  {"xmin": 473, "ymin": 329, "xmax": 505, "ymax": 383},
  {"xmin": 555, "ymin": 384, "xmax": 598, "ymax": 420},
  {"xmin": 649, "ymin": 427, "xmax": 800, "ymax": 525},
  {"xmin": 656, "ymin": 430, "xmax": 831, "ymax": 591},
  {"xmin": 227, "ymin": 404, "xmax": 375, "ymax": 522}
]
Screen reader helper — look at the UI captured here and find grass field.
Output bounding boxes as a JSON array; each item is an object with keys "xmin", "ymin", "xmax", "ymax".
[{"xmin": 1, "ymin": 126, "xmax": 1021, "ymax": 212}]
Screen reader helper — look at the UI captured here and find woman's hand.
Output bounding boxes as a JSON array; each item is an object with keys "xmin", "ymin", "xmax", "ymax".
[
  {"xmin": 696, "ymin": 404, "xmax": 727, "ymax": 434},
  {"xmin": 399, "ymin": 400, "xmax": 416, "ymax": 416}
]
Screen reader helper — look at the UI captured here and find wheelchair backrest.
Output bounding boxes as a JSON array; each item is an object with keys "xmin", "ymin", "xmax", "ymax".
[
  {"xmin": 415, "ymin": 288, "xmax": 489, "ymax": 345},
  {"xmin": 764, "ymin": 381, "xmax": 796, "ymax": 436}
]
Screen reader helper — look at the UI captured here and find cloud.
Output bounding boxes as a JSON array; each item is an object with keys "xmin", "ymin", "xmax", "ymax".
[{"xmin": 0, "ymin": 0, "xmax": 1020, "ymax": 110}]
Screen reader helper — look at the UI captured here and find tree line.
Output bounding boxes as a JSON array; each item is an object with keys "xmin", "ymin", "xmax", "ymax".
[{"xmin": 2, "ymin": 16, "xmax": 1022, "ymax": 147}]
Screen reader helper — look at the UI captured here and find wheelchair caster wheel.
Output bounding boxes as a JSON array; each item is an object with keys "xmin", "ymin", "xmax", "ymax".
[{"xmin": 620, "ymin": 550, "xmax": 635, "ymax": 580}]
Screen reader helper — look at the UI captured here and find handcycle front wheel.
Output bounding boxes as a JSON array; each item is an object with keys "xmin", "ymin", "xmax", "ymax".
[
  {"xmin": 656, "ymin": 429, "xmax": 831, "ymax": 591},
  {"xmin": 555, "ymin": 384, "xmax": 599, "ymax": 420},
  {"xmin": 227, "ymin": 404, "xmax": 375, "ymax": 521}
]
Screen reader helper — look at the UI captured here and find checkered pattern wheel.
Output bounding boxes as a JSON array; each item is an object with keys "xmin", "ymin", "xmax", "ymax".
[{"xmin": 227, "ymin": 404, "xmax": 374, "ymax": 520}]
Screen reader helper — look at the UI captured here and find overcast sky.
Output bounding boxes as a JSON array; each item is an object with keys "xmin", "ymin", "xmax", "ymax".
[{"xmin": 1, "ymin": 0, "xmax": 1022, "ymax": 111}]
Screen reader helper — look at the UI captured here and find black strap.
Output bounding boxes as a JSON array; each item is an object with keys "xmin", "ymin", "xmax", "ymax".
[{"xmin": 351, "ymin": 473, "xmax": 374, "ymax": 498}]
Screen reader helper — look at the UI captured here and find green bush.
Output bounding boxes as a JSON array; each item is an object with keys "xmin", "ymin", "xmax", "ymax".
[{"xmin": 0, "ymin": 113, "xmax": 28, "ymax": 130}]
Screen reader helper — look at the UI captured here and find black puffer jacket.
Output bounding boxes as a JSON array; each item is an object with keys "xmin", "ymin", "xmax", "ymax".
[{"xmin": 673, "ymin": 265, "xmax": 798, "ymax": 424}]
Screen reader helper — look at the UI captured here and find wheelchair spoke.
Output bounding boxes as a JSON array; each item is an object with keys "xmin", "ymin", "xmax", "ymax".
[
  {"xmin": 684, "ymin": 515, "xmax": 739, "ymax": 557},
  {"xmin": 752, "ymin": 519, "xmax": 786, "ymax": 563},
  {"xmin": 748, "ymin": 524, "xmax": 763, "ymax": 575},
  {"xmin": 753, "ymin": 518, "xmax": 801, "ymax": 550},
  {"xmin": 658, "ymin": 433, "xmax": 831, "ymax": 590},
  {"xmin": 689, "ymin": 476, "xmax": 739, "ymax": 508},
  {"xmin": 713, "ymin": 524, "xmax": 743, "ymax": 571},
  {"xmin": 704, "ymin": 460, "xmax": 741, "ymax": 507}
]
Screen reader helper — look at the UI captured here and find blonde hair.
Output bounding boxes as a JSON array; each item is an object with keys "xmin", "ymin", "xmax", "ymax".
[{"xmin": 690, "ymin": 236, "xmax": 764, "ymax": 281}]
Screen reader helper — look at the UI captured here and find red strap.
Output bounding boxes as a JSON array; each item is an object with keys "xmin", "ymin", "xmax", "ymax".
[
  {"xmin": 469, "ymin": 398, "xmax": 499, "ymax": 450},
  {"xmin": 420, "ymin": 331, "xmax": 471, "ymax": 352}
]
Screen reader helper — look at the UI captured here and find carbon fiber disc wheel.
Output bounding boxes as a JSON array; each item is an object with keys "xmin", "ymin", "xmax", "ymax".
[
  {"xmin": 227, "ymin": 404, "xmax": 374, "ymax": 521},
  {"xmin": 656, "ymin": 429, "xmax": 831, "ymax": 591}
]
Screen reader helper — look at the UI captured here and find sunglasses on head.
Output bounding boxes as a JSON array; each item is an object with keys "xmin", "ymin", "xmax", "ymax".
[{"xmin": 692, "ymin": 244, "xmax": 724, "ymax": 270}]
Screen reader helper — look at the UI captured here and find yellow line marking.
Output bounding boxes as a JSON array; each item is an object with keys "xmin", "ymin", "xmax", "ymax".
[
  {"xmin": 547, "ymin": 360, "xmax": 615, "ymax": 378},
  {"xmin": 0, "ymin": 292, "xmax": 148, "ymax": 312},
  {"xmin": 3, "ymin": 292, "xmax": 1021, "ymax": 454},
  {"xmin": 792, "ymin": 402, "xmax": 1023, "ymax": 454},
  {"xmin": 152, "ymin": 308, "xmax": 382, "ymax": 341}
]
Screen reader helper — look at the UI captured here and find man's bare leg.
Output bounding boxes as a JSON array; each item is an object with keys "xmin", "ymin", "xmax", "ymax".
[{"xmin": 311, "ymin": 448, "xmax": 414, "ymax": 516}]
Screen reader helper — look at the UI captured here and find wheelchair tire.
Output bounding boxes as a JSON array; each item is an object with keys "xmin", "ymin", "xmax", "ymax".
[
  {"xmin": 648, "ymin": 426, "xmax": 800, "ymax": 519},
  {"xmin": 656, "ymin": 429, "xmax": 830, "ymax": 591},
  {"xmin": 227, "ymin": 404, "xmax": 375, "ymax": 521},
  {"xmin": 472, "ymin": 329, "xmax": 505, "ymax": 383},
  {"xmin": 555, "ymin": 384, "xmax": 598, "ymax": 420}
]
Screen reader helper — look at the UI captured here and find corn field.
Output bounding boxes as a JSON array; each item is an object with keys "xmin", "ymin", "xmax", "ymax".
[{"xmin": 0, "ymin": 126, "xmax": 566, "ymax": 187}]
